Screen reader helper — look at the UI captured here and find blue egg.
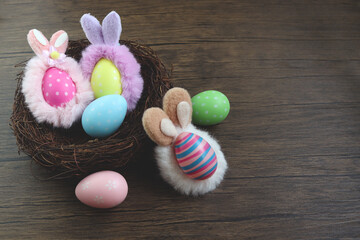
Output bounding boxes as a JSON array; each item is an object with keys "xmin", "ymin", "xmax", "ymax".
[{"xmin": 82, "ymin": 95, "xmax": 127, "ymax": 138}]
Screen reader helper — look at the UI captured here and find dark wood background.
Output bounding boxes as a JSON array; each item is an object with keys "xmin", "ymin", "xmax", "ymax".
[{"xmin": 1, "ymin": 0, "xmax": 360, "ymax": 239}]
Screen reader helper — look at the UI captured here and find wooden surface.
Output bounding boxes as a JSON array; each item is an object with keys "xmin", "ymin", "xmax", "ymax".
[{"xmin": 1, "ymin": 0, "xmax": 360, "ymax": 239}]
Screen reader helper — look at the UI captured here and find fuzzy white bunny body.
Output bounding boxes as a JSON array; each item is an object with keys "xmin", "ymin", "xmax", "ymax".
[
  {"xmin": 155, "ymin": 124, "xmax": 228, "ymax": 196},
  {"xmin": 143, "ymin": 88, "xmax": 227, "ymax": 196}
]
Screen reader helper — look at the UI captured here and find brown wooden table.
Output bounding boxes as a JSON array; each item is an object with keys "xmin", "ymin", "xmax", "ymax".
[{"xmin": 1, "ymin": 0, "xmax": 360, "ymax": 239}]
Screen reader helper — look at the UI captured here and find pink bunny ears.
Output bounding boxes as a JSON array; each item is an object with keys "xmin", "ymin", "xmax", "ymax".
[
  {"xmin": 27, "ymin": 29, "xmax": 68, "ymax": 57},
  {"xmin": 80, "ymin": 11, "xmax": 122, "ymax": 45}
]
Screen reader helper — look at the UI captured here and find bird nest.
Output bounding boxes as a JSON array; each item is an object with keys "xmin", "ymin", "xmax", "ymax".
[{"xmin": 10, "ymin": 39, "xmax": 172, "ymax": 178}]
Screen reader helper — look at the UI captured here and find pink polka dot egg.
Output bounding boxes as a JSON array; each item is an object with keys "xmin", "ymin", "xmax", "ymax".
[
  {"xmin": 42, "ymin": 67, "xmax": 76, "ymax": 107},
  {"xmin": 75, "ymin": 171, "xmax": 128, "ymax": 209},
  {"xmin": 174, "ymin": 132, "xmax": 218, "ymax": 180}
]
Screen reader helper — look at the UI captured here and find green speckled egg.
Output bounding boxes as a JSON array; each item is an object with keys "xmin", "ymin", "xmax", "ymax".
[{"xmin": 191, "ymin": 90, "xmax": 230, "ymax": 126}]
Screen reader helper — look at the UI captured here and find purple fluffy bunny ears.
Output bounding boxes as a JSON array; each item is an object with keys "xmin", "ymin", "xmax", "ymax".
[
  {"xmin": 81, "ymin": 11, "xmax": 122, "ymax": 45},
  {"xmin": 80, "ymin": 11, "xmax": 144, "ymax": 111}
]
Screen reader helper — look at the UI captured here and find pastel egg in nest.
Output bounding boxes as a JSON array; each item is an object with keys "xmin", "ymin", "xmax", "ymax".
[{"xmin": 10, "ymin": 39, "xmax": 173, "ymax": 178}]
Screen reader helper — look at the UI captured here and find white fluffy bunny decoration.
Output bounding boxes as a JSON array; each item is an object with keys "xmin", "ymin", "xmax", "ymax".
[{"xmin": 142, "ymin": 88, "xmax": 227, "ymax": 196}]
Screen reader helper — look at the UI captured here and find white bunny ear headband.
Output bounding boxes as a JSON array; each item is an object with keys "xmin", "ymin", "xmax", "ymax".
[
  {"xmin": 79, "ymin": 11, "xmax": 144, "ymax": 111},
  {"xmin": 23, "ymin": 29, "xmax": 93, "ymax": 128},
  {"xmin": 142, "ymin": 88, "xmax": 228, "ymax": 196}
]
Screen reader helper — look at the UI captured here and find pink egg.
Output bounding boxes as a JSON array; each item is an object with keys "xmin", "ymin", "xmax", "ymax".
[
  {"xmin": 174, "ymin": 132, "xmax": 218, "ymax": 180},
  {"xmin": 42, "ymin": 67, "xmax": 76, "ymax": 107},
  {"xmin": 75, "ymin": 171, "xmax": 128, "ymax": 209}
]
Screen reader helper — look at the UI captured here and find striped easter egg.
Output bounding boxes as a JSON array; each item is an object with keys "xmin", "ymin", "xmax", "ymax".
[{"xmin": 174, "ymin": 132, "xmax": 217, "ymax": 180}]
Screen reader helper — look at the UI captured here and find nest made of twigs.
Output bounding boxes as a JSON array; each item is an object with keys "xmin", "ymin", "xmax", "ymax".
[{"xmin": 10, "ymin": 39, "xmax": 172, "ymax": 178}]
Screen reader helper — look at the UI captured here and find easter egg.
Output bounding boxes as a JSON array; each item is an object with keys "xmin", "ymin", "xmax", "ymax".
[
  {"xmin": 191, "ymin": 90, "xmax": 230, "ymax": 126},
  {"xmin": 81, "ymin": 95, "xmax": 127, "ymax": 138},
  {"xmin": 75, "ymin": 171, "xmax": 128, "ymax": 209},
  {"xmin": 91, "ymin": 58, "xmax": 122, "ymax": 99},
  {"xmin": 42, "ymin": 67, "xmax": 76, "ymax": 107},
  {"xmin": 174, "ymin": 132, "xmax": 217, "ymax": 180}
]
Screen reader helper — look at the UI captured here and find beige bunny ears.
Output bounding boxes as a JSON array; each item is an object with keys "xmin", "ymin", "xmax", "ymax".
[
  {"xmin": 142, "ymin": 88, "xmax": 193, "ymax": 146},
  {"xmin": 27, "ymin": 29, "xmax": 68, "ymax": 57}
]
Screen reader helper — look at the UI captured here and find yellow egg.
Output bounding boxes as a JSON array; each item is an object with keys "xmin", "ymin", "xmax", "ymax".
[{"xmin": 91, "ymin": 58, "xmax": 122, "ymax": 99}]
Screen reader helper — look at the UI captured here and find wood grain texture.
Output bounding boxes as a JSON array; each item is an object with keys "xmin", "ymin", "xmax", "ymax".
[{"xmin": 1, "ymin": 0, "xmax": 360, "ymax": 239}]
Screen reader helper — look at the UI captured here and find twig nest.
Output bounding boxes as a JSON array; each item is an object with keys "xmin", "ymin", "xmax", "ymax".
[{"xmin": 10, "ymin": 39, "xmax": 172, "ymax": 178}]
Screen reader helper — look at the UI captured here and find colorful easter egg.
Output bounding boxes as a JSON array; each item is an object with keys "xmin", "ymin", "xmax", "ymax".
[
  {"xmin": 75, "ymin": 171, "xmax": 128, "ymax": 209},
  {"xmin": 174, "ymin": 132, "xmax": 217, "ymax": 180},
  {"xmin": 91, "ymin": 58, "xmax": 122, "ymax": 99},
  {"xmin": 191, "ymin": 90, "xmax": 230, "ymax": 126},
  {"xmin": 42, "ymin": 67, "xmax": 76, "ymax": 107},
  {"xmin": 81, "ymin": 95, "xmax": 127, "ymax": 138}
]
